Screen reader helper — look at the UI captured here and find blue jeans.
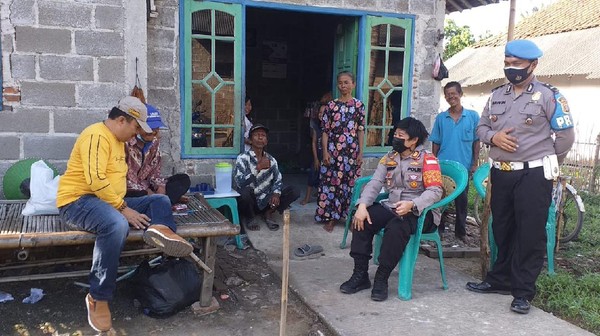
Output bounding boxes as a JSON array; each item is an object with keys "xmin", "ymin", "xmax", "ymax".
[{"xmin": 59, "ymin": 194, "xmax": 175, "ymax": 301}]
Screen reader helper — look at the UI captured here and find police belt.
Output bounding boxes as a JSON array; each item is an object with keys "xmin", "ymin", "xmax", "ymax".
[{"xmin": 490, "ymin": 158, "xmax": 543, "ymax": 171}]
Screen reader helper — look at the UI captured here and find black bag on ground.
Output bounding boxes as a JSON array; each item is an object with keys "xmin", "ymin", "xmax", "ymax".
[{"xmin": 129, "ymin": 258, "xmax": 201, "ymax": 318}]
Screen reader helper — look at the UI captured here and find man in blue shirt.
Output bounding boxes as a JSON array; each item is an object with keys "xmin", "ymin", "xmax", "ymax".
[{"xmin": 430, "ymin": 81, "xmax": 480, "ymax": 242}]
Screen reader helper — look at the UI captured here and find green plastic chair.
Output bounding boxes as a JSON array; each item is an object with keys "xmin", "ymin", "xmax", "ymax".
[
  {"xmin": 472, "ymin": 163, "xmax": 556, "ymax": 275},
  {"xmin": 339, "ymin": 176, "xmax": 389, "ymax": 249},
  {"xmin": 341, "ymin": 160, "xmax": 468, "ymax": 300}
]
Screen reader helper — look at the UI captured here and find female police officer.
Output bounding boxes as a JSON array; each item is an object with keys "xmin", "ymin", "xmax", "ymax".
[{"xmin": 339, "ymin": 117, "xmax": 443, "ymax": 301}]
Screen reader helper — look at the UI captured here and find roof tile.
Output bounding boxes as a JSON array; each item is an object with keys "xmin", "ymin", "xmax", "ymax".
[{"xmin": 474, "ymin": 0, "xmax": 600, "ymax": 47}]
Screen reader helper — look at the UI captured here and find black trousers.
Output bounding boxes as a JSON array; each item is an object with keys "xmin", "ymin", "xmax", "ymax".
[
  {"xmin": 439, "ymin": 184, "xmax": 468, "ymax": 237},
  {"xmin": 125, "ymin": 173, "xmax": 191, "ymax": 205},
  {"xmin": 485, "ymin": 167, "xmax": 552, "ymax": 300},
  {"xmin": 237, "ymin": 186, "xmax": 300, "ymax": 219},
  {"xmin": 350, "ymin": 204, "xmax": 435, "ymax": 270}
]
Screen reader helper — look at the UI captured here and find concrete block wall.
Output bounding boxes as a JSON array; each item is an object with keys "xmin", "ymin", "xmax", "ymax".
[
  {"xmin": 0, "ymin": 0, "xmax": 444, "ymax": 196},
  {"xmin": 0, "ymin": 0, "xmax": 147, "ymax": 198}
]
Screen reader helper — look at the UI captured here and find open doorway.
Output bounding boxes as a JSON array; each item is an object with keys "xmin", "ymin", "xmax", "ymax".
[{"xmin": 245, "ymin": 8, "xmax": 353, "ymax": 176}]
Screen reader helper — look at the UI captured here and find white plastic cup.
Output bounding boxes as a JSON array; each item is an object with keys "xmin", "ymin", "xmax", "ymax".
[{"xmin": 215, "ymin": 162, "xmax": 233, "ymax": 194}]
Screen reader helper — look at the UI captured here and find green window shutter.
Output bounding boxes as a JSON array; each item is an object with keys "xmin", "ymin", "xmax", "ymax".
[
  {"xmin": 183, "ymin": 1, "xmax": 242, "ymax": 156},
  {"xmin": 362, "ymin": 16, "xmax": 413, "ymax": 153},
  {"xmin": 332, "ymin": 18, "xmax": 359, "ymax": 99}
]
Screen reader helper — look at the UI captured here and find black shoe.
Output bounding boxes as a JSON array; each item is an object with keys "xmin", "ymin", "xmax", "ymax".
[
  {"xmin": 371, "ymin": 280, "xmax": 388, "ymax": 301},
  {"xmin": 340, "ymin": 271, "xmax": 371, "ymax": 294},
  {"xmin": 456, "ymin": 234, "xmax": 467, "ymax": 244},
  {"xmin": 510, "ymin": 297, "xmax": 530, "ymax": 314},
  {"xmin": 465, "ymin": 281, "xmax": 510, "ymax": 295}
]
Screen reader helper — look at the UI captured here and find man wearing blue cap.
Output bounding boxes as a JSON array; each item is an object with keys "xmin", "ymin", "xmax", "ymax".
[
  {"xmin": 466, "ymin": 39, "xmax": 575, "ymax": 314},
  {"xmin": 125, "ymin": 104, "xmax": 191, "ymax": 205}
]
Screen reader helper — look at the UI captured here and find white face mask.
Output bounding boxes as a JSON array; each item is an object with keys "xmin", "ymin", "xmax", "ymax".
[{"xmin": 136, "ymin": 134, "xmax": 151, "ymax": 143}]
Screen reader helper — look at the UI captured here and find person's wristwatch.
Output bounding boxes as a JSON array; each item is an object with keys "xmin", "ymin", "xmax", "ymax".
[{"xmin": 411, "ymin": 202, "xmax": 418, "ymax": 213}]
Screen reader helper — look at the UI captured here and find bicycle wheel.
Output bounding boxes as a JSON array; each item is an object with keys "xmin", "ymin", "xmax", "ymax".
[{"xmin": 557, "ymin": 185, "xmax": 584, "ymax": 243}]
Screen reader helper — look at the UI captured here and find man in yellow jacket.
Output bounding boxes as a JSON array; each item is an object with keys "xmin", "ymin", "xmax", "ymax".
[{"xmin": 56, "ymin": 96, "xmax": 193, "ymax": 332}]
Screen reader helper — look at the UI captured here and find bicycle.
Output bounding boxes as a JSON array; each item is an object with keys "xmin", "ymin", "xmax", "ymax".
[{"xmin": 473, "ymin": 175, "xmax": 585, "ymax": 244}]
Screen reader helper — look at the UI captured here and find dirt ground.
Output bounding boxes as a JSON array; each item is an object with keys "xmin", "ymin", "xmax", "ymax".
[{"xmin": 0, "ymin": 244, "xmax": 334, "ymax": 336}]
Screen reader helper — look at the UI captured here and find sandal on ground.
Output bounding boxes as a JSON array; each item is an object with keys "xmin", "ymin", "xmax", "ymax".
[
  {"xmin": 246, "ymin": 218, "xmax": 261, "ymax": 231},
  {"xmin": 294, "ymin": 244, "xmax": 324, "ymax": 259},
  {"xmin": 264, "ymin": 218, "xmax": 280, "ymax": 231}
]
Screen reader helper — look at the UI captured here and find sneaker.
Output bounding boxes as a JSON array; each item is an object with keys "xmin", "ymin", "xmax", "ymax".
[
  {"xmin": 144, "ymin": 224, "xmax": 194, "ymax": 257},
  {"xmin": 85, "ymin": 294, "xmax": 111, "ymax": 332}
]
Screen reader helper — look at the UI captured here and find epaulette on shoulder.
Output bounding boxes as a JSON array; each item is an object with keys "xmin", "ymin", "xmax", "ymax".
[
  {"xmin": 379, "ymin": 150, "xmax": 396, "ymax": 164},
  {"xmin": 541, "ymin": 82, "xmax": 560, "ymax": 94},
  {"xmin": 491, "ymin": 83, "xmax": 508, "ymax": 92}
]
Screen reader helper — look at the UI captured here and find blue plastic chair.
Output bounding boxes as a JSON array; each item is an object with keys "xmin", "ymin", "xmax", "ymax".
[
  {"xmin": 472, "ymin": 163, "xmax": 556, "ymax": 275},
  {"xmin": 341, "ymin": 160, "xmax": 468, "ymax": 300}
]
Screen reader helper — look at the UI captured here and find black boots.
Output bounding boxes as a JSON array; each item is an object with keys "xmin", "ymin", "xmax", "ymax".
[
  {"xmin": 371, "ymin": 266, "xmax": 392, "ymax": 301},
  {"xmin": 340, "ymin": 259, "xmax": 371, "ymax": 294},
  {"xmin": 340, "ymin": 259, "xmax": 392, "ymax": 301}
]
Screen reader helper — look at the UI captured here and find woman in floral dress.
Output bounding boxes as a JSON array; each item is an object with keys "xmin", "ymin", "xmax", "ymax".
[{"xmin": 315, "ymin": 71, "xmax": 365, "ymax": 232}]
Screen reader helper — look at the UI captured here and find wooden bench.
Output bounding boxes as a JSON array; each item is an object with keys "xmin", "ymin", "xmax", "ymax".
[{"xmin": 0, "ymin": 194, "xmax": 240, "ymax": 307}]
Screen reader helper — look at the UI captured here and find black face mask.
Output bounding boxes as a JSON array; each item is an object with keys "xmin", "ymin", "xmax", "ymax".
[
  {"xmin": 392, "ymin": 137, "xmax": 409, "ymax": 153},
  {"xmin": 504, "ymin": 63, "xmax": 532, "ymax": 85}
]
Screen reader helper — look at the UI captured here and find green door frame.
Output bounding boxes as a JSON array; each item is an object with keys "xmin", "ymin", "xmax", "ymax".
[{"xmin": 180, "ymin": 1, "xmax": 415, "ymax": 158}]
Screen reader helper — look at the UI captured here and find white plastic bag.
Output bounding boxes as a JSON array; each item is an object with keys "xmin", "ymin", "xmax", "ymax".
[{"xmin": 22, "ymin": 160, "xmax": 60, "ymax": 216}]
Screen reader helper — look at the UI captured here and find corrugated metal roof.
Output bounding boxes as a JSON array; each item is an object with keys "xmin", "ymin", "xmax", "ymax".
[
  {"xmin": 447, "ymin": 0, "xmax": 600, "ymax": 86},
  {"xmin": 447, "ymin": 27, "xmax": 600, "ymax": 86},
  {"xmin": 446, "ymin": 0, "xmax": 500, "ymax": 14}
]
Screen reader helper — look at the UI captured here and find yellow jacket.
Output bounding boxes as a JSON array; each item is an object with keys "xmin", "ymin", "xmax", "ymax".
[{"xmin": 56, "ymin": 122, "xmax": 127, "ymax": 209}]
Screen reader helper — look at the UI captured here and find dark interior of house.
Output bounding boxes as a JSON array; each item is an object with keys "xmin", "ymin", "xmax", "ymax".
[{"xmin": 245, "ymin": 8, "xmax": 342, "ymax": 173}]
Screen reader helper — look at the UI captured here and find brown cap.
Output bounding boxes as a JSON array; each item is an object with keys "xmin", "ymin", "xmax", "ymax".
[{"xmin": 117, "ymin": 96, "xmax": 152, "ymax": 133}]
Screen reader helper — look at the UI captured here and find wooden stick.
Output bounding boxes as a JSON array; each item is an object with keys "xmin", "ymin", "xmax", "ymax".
[
  {"xmin": 480, "ymin": 176, "xmax": 492, "ymax": 278},
  {"xmin": 0, "ymin": 266, "xmax": 133, "ymax": 283},
  {"xmin": 279, "ymin": 210, "xmax": 291, "ymax": 336},
  {"xmin": 189, "ymin": 252, "xmax": 213, "ymax": 274},
  {"xmin": 0, "ymin": 248, "xmax": 160, "ymax": 271}
]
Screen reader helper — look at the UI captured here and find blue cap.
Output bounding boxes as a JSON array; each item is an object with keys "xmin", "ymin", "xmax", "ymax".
[
  {"xmin": 145, "ymin": 104, "xmax": 167, "ymax": 130},
  {"xmin": 505, "ymin": 39, "xmax": 543, "ymax": 60}
]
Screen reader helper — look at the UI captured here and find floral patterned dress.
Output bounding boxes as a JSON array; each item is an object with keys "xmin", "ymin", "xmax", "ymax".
[{"xmin": 315, "ymin": 98, "xmax": 365, "ymax": 223}]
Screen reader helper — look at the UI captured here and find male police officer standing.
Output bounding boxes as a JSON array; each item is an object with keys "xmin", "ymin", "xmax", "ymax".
[{"xmin": 466, "ymin": 39, "xmax": 575, "ymax": 314}]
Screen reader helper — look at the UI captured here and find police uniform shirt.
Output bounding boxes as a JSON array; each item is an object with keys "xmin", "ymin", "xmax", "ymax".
[
  {"xmin": 476, "ymin": 77, "xmax": 575, "ymax": 162},
  {"xmin": 356, "ymin": 146, "xmax": 443, "ymax": 225}
]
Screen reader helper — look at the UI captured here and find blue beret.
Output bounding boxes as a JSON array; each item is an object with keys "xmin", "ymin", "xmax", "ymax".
[{"xmin": 505, "ymin": 39, "xmax": 543, "ymax": 60}]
